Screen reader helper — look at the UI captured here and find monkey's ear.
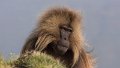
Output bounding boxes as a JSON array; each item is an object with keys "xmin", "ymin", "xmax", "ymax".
[{"xmin": 35, "ymin": 32, "xmax": 56, "ymax": 51}]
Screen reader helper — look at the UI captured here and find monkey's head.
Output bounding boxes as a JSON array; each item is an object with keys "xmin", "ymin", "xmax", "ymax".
[{"xmin": 35, "ymin": 7, "xmax": 83, "ymax": 63}]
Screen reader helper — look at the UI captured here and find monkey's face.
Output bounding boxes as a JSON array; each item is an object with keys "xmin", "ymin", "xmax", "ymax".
[{"xmin": 53, "ymin": 25, "xmax": 72, "ymax": 55}]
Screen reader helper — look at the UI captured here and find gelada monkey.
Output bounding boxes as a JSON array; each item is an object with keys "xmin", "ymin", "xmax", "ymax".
[{"xmin": 21, "ymin": 7, "xmax": 93, "ymax": 68}]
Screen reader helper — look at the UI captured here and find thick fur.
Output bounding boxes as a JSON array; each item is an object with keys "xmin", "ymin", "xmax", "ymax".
[{"xmin": 21, "ymin": 7, "xmax": 93, "ymax": 68}]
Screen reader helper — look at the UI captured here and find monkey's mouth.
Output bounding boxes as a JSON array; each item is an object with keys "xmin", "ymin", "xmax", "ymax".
[
  {"xmin": 54, "ymin": 45, "xmax": 69, "ymax": 55},
  {"xmin": 44, "ymin": 41, "xmax": 69, "ymax": 55}
]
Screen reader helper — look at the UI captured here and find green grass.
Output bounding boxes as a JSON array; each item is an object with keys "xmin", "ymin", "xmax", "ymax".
[
  {"xmin": 0, "ymin": 55, "xmax": 11, "ymax": 68},
  {"xmin": 0, "ymin": 52, "xmax": 66, "ymax": 68}
]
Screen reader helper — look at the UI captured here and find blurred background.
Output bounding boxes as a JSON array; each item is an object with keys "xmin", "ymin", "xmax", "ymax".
[{"xmin": 0, "ymin": 0, "xmax": 120, "ymax": 68}]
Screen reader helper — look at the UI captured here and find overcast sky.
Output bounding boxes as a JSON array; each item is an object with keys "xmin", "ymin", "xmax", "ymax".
[{"xmin": 0, "ymin": 0, "xmax": 120, "ymax": 68}]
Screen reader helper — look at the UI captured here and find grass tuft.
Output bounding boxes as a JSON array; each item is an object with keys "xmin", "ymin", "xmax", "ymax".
[{"xmin": 0, "ymin": 52, "xmax": 66, "ymax": 68}]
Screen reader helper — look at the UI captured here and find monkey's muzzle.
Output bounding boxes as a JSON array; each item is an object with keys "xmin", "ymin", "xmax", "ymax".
[
  {"xmin": 56, "ymin": 44, "xmax": 69, "ymax": 55},
  {"xmin": 53, "ymin": 38, "xmax": 70, "ymax": 55}
]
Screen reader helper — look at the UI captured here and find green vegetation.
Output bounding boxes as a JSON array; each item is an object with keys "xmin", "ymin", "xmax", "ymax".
[
  {"xmin": 0, "ymin": 52, "xmax": 66, "ymax": 68},
  {"xmin": 0, "ymin": 55, "xmax": 11, "ymax": 68}
]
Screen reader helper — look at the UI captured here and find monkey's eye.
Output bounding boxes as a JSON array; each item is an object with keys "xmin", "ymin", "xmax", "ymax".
[
  {"xmin": 66, "ymin": 28, "xmax": 72, "ymax": 32},
  {"xmin": 60, "ymin": 26, "xmax": 72, "ymax": 32}
]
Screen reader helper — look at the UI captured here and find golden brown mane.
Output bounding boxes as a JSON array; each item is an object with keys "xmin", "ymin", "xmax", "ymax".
[{"xmin": 21, "ymin": 7, "xmax": 94, "ymax": 68}]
